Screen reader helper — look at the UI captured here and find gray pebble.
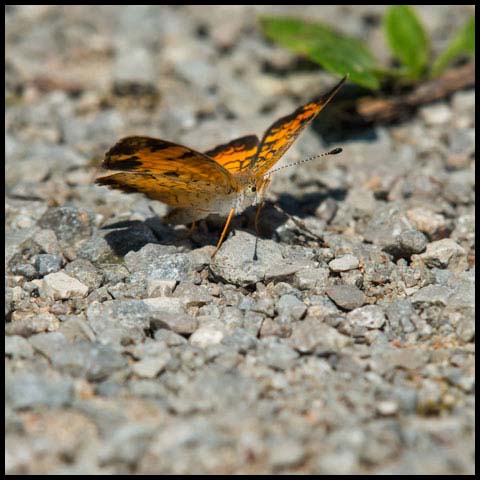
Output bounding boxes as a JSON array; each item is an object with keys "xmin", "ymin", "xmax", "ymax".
[
  {"xmin": 36, "ymin": 253, "xmax": 63, "ymax": 276},
  {"xmin": 275, "ymin": 294, "xmax": 307, "ymax": 321},
  {"xmin": 325, "ymin": 284, "xmax": 365, "ymax": 310},
  {"xmin": 6, "ymin": 369, "xmax": 74, "ymax": 409},
  {"xmin": 347, "ymin": 305, "xmax": 386, "ymax": 330},
  {"xmin": 329, "ymin": 254, "xmax": 360, "ymax": 272},
  {"xmin": 418, "ymin": 239, "xmax": 468, "ymax": 274},
  {"xmin": 65, "ymin": 258, "xmax": 103, "ymax": 291},
  {"xmin": 5, "ymin": 335, "xmax": 35, "ymax": 359},
  {"xmin": 38, "ymin": 206, "xmax": 93, "ymax": 245},
  {"xmin": 398, "ymin": 230, "xmax": 427, "ymax": 256}
]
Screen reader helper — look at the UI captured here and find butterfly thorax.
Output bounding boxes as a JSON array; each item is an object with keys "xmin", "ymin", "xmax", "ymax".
[{"xmin": 164, "ymin": 174, "xmax": 262, "ymax": 225}]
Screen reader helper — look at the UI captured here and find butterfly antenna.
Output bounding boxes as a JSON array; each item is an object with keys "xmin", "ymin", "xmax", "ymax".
[{"xmin": 265, "ymin": 147, "xmax": 343, "ymax": 177}]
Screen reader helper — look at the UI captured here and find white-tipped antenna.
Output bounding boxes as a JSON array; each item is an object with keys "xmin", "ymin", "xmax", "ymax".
[{"xmin": 265, "ymin": 147, "xmax": 343, "ymax": 177}]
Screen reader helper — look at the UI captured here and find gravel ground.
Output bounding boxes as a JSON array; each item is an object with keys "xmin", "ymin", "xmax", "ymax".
[{"xmin": 5, "ymin": 5, "xmax": 475, "ymax": 475}]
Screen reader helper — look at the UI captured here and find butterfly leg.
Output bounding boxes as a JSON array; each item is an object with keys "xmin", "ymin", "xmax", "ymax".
[
  {"xmin": 186, "ymin": 221, "xmax": 196, "ymax": 238},
  {"xmin": 254, "ymin": 203, "xmax": 263, "ymax": 234},
  {"xmin": 211, "ymin": 207, "xmax": 235, "ymax": 258},
  {"xmin": 254, "ymin": 177, "xmax": 271, "ymax": 234}
]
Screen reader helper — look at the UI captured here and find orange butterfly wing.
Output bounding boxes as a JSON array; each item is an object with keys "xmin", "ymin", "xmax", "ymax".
[
  {"xmin": 95, "ymin": 136, "xmax": 237, "ymax": 208},
  {"xmin": 204, "ymin": 135, "xmax": 259, "ymax": 173},
  {"xmin": 250, "ymin": 76, "xmax": 347, "ymax": 176}
]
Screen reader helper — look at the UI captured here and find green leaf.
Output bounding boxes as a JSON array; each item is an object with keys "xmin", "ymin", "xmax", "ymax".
[
  {"xmin": 259, "ymin": 16, "xmax": 381, "ymax": 90},
  {"xmin": 431, "ymin": 16, "xmax": 475, "ymax": 77},
  {"xmin": 384, "ymin": 6, "xmax": 429, "ymax": 79}
]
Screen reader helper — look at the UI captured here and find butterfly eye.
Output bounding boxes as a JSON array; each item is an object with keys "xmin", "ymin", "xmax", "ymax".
[{"xmin": 251, "ymin": 185, "xmax": 257, "ymax": 193}]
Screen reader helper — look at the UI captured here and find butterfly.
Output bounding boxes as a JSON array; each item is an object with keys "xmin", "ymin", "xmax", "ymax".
[{"xmin": 96, "ymin": 76, "xmax": 346, "ymax": 257}]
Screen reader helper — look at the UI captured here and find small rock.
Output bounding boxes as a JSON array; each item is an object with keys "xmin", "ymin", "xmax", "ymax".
[
  {"xmin": 329, "ymin": 254, "xmax": 360, "ymax": 272},
  {"xmin": 8, "ymin": 260, "xmax": 37, "ymax": 280},
  {"xmin": 64, "ymin": 259, "xmax": 103, "ymax": 291},
  {"xmin": 258, "ymin": 339, "xmax": 299, "ymax": 370},
  {"xmin": 420, "ymin": 103, "xmax": 452, "ymax": 125},
  {"xmin": 385, "ymin": 299, "xmax": 415, "ymax": 333},
  {"xmin": 6, "ymin": 312, "xmax": 60, "ymax": 337},
  {"xmin": 147, "ymin": 279, "xmax": 176, "ymax": 297},
  {"xmin": 190, "ymin": 327, "xmax": 224, "ymax": 348},
  {"xmin": 210, "ymin": 230, "xmax": 309, "ymax": 287},
  {"xmin": 325, "ymin": 284, "xmax": 365, "ymax": 310},
  {"xmin": 347, "ymin": 305, "xmax": 386, "ymax": 330},
  {"xmin": 29, "ymin": 332, "xmax": 127, "ymax": 380},
  {"xmin": 288, "ymin": 318, "xmax": 352, "ymax": 353},
  {"xmin": 371, "ymin": 347, "xmax": 430, "ymax": 373},
  {"xmin": 37, "ymin": 206, "xmax": 93, "ymax": 245},
  {"xmin": 411, "ymin": 284, "xmax": 452, "ymax": 306},
  {"xmin": 456, "ymin": 317, "xmax": 475, "ymax": 342},
  {"xmin": 154, "ymin": 328, "xmax": 188, "ymax": 346},
  {"xmin": 33, "ymin": 229, "xmax": 61, "ymax": 255},
  {"xmin": 6, "ymin": 370, "xmax": 74, "ymax": 409},
  {"xmin": 376, "ymin": 400, "xmax": 399, "ymax": 416},
  {"xmin": 406, "ymin": 207, "xmax": 451, "ymax": 240},
  {"xmin": 275, "ymin": 294, "xmax": 307, "ymax": 321},
  {"xmin": 132, "ymin": 354, "xmax": 171, "ymax": 379},
  {"xmin": 40, "ymin": 271, "xmax": 88, "ymax": 300},
  {"xmin": 221, "ymin": 328, "xmax": 258, "ymax": 353},
  {"xmin": 142, "ymin": 297, "xmax": 187, "ymax": 316},
  {"xmin": 269, "ymin": 439, "xmax": 305, "ymax": 469},
  {"xmin": 76, "ymin": 234, "xmax": 118, "ymax": 264},
  {"xmin": 397, "ymin": 230, "xmax": 427, "ymax": 256},
  {"xmin": 418, "ymin": 239, "xmax": 468, "ymax": 274},
  {"xmin": 87, "ymin": 300, "xmax": 152, "ymax": 345},
  {"xmin": 36, "ymin": 253, "xmax": 63, "ymax": 276},
  {"xmin": 125, "ymin": 244, "xmax": 193, "ymax": 282},
  {"xmin": 150, "ymin": 312, "xmax": 198, "ymax": 335},
  {"xmin": 362, "ymin": 205, "xmax": 414, "ymax": 253},
  {"xmin": 293, "ymin": 267, "xmax": 329, "ymax": 291},
  {"xmin": 102, "ymin": 264, "xmax": 130, "ymax": 284},
  {"xmin": 5, "ymin": 335, "xmax": 34, "ymax": 358},
  {"xmin": 344, "ymin": 188, "xmax": 377, "ymax": 216}
]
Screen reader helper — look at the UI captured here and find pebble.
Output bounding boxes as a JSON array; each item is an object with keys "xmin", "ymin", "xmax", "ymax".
[
  {"xmin": 64, "ymin": 259, "xmax": 103, "ymax": 291},
  {"xmin": 288, "ymin": 318, "xmax": 352, "ymax": 353},
  {"xmin": 329, "ymin": 254, "xmax": 360, "ymax": 272},
  {"xmin": 406, "ymin": 207, "xmax": 452, "ymax": 240},
  {"xmin": 210, "ymin": 231, "xmax": 309, "ymax": 287},
  {"xmin": 189, "ymin": 327, "xmax": 225, "ymax": 348},
  {"xmin": 36, "ymin": 253, "xmax": 63, "ymax": 276},
  {"xmin": 132, "ymin": 354, "xmax": 171, "ymax": 379},
  {"xmin": 257, "ymin": 339, "xmax": 299, "ymax": 371},
  {"xmin": 418, "ymin": 239, "xmax": 468, "ymax": 274},
  {"xmin": 29, "ymin": 332, "xmax": 128, "ymax": 380},
  {"xmin": 420, "ymin": 103, "xmax": 452, "ymax": 125},
  {"xmin": 411, "ymin": 284, "xmax": 452, "ymax": 306},
  {"xmin": 455, "ymin": 317, "xmax": 475, "ymax": 343},
  {"xmin": 325, "ymin": 284, "xmax": 365, "ymax": 310},
  {"xmin": 347, "ymin": 305, "xmax": 386, "ymax": 330},
  {"xmin": 6, "ymin": 312, "xmax": 60, "ymax": 337},
  {"xmin": 5, "ymin": 335, "xmax": 35, "ymax": 359},
  {"xmin": 269, "ymin": 438, "xmax": 305, "ymax": 469},
  {"xmin": 293, "ymin": 267, "xmax": 329, "ymax": 292},
  {"xmin": 6, "ymin": 369, "xmax": 74, "ymax": 409},
  {"xmin": 37, "ymin": 206, "xmax": 93, "ymax": 245},
  {"xmin": 275, "ymin": 294, "xmax": 307, "ymax": 321},
  {"xmin": 147, "ymin": 279, "xmax": 177, "ymax": 297},
  {"xmin": 397, "ymin": 230, "xmax": 427, "ymax": 256},
  {"xmin": 376, "ymin": 400, "xmax": 399, "ymax": 416},
  {"xmin": 126, "ymin": 245, "xmax": 194, "ymax": 282},
  {"xmin": 40, "ymin": 271, "xmax": 89, "ymax": 300}
]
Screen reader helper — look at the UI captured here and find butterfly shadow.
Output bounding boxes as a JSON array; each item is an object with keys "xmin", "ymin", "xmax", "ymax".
[
  {"xmin": 100, "ymin": 184, "xmax": 347, "ymax": 257},
  {"xmin": 100, "ymin": 215, "xmax": 248, "ymax": 257},
  {"xmin": 100, "ymin": 218, "xmax": 189, "ymax": 257}
]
